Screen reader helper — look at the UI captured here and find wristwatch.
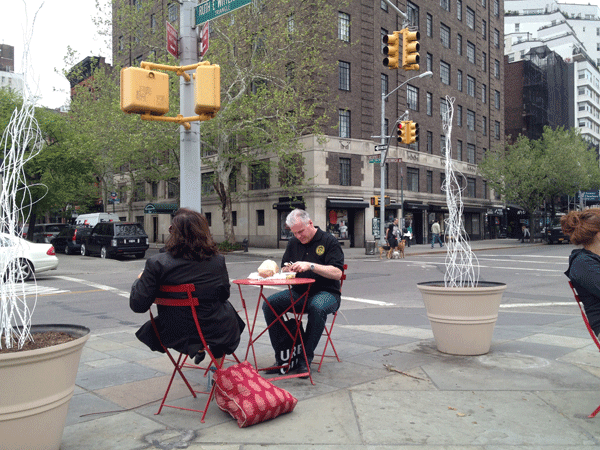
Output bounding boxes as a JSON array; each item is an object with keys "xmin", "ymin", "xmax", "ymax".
[{"xmin": 310, "ymin": 264, "xmax": 315, "ymax": 271}]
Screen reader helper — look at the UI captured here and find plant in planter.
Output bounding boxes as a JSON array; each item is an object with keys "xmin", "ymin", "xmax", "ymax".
[
  {"xmin": 417, "ymin": 96, "xmax": 506, "ymax": 356},
  {"xmin": 0, "ymin": 19, "xmax": 89, "ymax": 449}
]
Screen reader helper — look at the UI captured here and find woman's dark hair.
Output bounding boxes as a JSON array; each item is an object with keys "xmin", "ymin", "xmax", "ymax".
[
  {"xmin": 164, "ymin": 208, "xmax": 218, "ymax": 260},
  {"xmin": 561, "ymin": 209, "xmax": 600, "ymax": 246}
]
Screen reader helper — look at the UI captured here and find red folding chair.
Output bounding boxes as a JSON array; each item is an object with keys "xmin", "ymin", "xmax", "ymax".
[
  {"xmin": 568, "ymin": 280, "xmax": 600, "ymax": 418},
  {"xmin": 150, "ymin": 283, "xmax": 239, "ymax": 422},
  {"xmin": 314, "ymin": 264, "xmax": 347, "ymax": 372}
]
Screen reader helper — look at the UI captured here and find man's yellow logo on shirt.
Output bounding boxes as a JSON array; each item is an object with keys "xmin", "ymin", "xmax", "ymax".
[{"xmin": 316, "ymin": 245, "xmax": 325, "ymax": 256}]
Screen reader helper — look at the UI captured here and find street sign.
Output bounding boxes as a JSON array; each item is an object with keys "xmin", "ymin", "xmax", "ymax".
[
  {"xmin": 195, "ymin": 0, "xmax": 252, "ymax": 25},
  {"xmin": 166, "ymin": 21, "xmax": 178, "ymax": 58},
  {"xmin": 369, "ymin": 154, "xmax": 381, "ymax": 164},
  {"xmin": 199, "ymin": 22, "xmax": 209, "ymax": 57},
  {"xmin": 369, "ymin": 159, "xmax": 381, "ymax": 164},
  {"xmin": 375, "ymin": 144, "xmax": 387, "ymax": 152}
]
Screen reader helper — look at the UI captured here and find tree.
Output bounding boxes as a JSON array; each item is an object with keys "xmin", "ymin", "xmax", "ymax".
[
  {"xmin": 479, "ymin": 126, "xmax": 600, "ymax": 240},
  {"xmin": 195, "ymin": 0, "xmax": 346, "ymax": 243}
]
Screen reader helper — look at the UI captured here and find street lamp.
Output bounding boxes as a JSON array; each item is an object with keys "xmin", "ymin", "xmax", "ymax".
[{"xmin": 378, "ymin": 71, "xmax": 432, "ymax": 245}]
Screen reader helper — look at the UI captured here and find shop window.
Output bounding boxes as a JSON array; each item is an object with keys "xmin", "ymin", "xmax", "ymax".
[{"xmin": 326, "ymin": 209, "xmax": 349, "ymax": 240}]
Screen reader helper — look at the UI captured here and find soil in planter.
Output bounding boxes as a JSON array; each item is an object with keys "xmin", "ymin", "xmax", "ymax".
[{"xmin": 0, "ymin": 331, "xmax": 77, "ymax": 354}]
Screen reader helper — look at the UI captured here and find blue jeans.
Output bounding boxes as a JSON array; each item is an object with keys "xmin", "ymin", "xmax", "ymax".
[
  {"xmin": 431, "ymin": 233, "xmax": 443, "ymax": 247},
  {"xmin": 262, "ymin": 289, "xmax": 340, "ymax": 363}
]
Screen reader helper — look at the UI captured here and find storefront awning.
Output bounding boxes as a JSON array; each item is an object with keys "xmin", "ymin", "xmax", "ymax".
[
  {"xmin": 404, "ymin": 201, "xmax": 429, "ymax": 210},
  {"xmin": 326, "ymin": 199, "xmax": 369, "ymax": 209},
  {"xmin": 144, "ymin": 203, "xmax": 179, "ymax": 214},
  {"xmin": 272, "ymin": 201, "xmax": 305, "ymax": 210}
]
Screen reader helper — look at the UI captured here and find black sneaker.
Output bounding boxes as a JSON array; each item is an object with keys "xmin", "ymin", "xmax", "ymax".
[{"xmin": 296, "ymin": 358, "xmax": 310, "ymax": 379}]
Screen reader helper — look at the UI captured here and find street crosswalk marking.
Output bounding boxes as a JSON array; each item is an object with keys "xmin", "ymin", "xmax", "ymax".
[{"xmin": 16, "ymin": 284, "xmax": 70, "ymax": 296}]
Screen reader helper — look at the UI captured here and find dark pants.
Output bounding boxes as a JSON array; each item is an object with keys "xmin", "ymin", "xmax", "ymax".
[{"xmin": 262, "ymin": 289, "xmax": 340, "ymax": 363}]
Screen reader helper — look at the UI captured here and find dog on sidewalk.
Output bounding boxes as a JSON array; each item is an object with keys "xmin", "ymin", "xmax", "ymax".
[{"xmin": 378, "ymin": 239, "xmax": 406, "ymax": 259}]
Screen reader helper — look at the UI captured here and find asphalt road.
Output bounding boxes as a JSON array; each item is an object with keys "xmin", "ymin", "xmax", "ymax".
[{"xmin": 21, "ymin": 243, "xmax": 578, "ymax": 334}]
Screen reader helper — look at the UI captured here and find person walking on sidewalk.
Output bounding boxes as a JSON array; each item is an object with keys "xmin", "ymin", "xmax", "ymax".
[
  {"xmin": 263, "ymin": 209, "xmax": 344, "ymax": 378},
  {"xmin": 431, "ymin": 220, "xmax": 444, "ymax": 248}
]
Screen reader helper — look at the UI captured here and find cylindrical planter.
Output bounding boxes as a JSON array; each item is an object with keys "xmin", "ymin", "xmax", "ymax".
[
  {"xmin": 417, "ymin": 281, "xmax": 506, "ymax": 356},
  {"xmin": 0, "ymin": 324, "xmax": 90, "ymax": 450}
]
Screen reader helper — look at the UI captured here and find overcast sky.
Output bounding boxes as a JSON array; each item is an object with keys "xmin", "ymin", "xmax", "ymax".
[{"xmin": 4, "ymin": 0, "xmax": 600, "ymax": 110}]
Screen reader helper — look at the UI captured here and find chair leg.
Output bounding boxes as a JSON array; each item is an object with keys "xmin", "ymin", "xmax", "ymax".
[
  {"xmin": 589, "ymin": 404, "xmax": 600, "ymax": 418},
  {"xmin": 315, "ymin": 312, "xmax": 342, "ymax": 373},
  {"xmin": 157, "ymin": 353, "xmax": 197, "ymax": 415}
]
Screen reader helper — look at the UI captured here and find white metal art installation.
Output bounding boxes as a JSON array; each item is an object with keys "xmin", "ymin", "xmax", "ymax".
[{"xmin": 441, "ymin": 96, "xmax": 480, "ymax": 287}]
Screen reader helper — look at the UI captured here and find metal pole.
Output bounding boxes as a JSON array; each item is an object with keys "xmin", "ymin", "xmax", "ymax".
[
  {"xmin": 179, "ymin": 1, "xmax": 202, "ymax": 212},
  {"xmin": 379, "ymin": 92, "xmax": 387, "ymax": 245}
]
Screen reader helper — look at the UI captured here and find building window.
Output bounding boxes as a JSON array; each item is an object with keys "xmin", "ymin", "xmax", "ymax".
[
  {"xmin": 483, "ymin": 180, "xmax": 488, "ymax": 199},
  {"xmin": 232, "ymin": 211, "xmax": 237, "ymax": 227},
  {"xmin": 467, "ymin": 109, "xmax": 475, "ymax": 131},
  {"xmin": 150, "ymin": 14, "xmax": 157, "ymax": 33},
  {"xmin": 133, "ymin": 182, "xmax": 145, "ymax": 202},
  {"xmin": 340, "ymin": 157, "xmax": 351, "ymax": 186},
  {"xmin": 482, "ymin": 116, "xmax": 487, "ymax": 135},
  {"xmin": 427, "ymin": 170, "xmax": 433, "ymax": 192},
  {"xmin": 407, "ymin": 1, "xmax": 419, "ymax": 27},
  {"xmin": 407, "ymin": 84, "xmax": 419, "ymax": 110},
  {"xmin": 467, "ymin": 41, "xmax": 476, "ymax": 64},
  {"xmin": 381, "ymin": 0, "xmax": 388, "ymax": 11},
  {"xmin": 167, "ymin": 178, "xmax": 179, "ymax": 198},
  {"xmin": 151, "ymin": 181, "xmax": 159, "ymax": 198},
  {"xmin": 426, "ymin": 92, "xmax": 432, "ymax": 115},
  {"xmin": 288, "ymin": 13, "xmax": 295, "ymax": 34},
  {"xmin": 457, "ymin": 139, "xmax": 463, "ymax": 160},
  {"xmin": 494, "ymin": 59, "xmax": 500, "ymax": 78},
  {"xmin": 118, "ymin": 36, "xmax": 124, "ymax": 53},
  {"xmin": 494, "ymin": 0, "xmax": 499, "ymax": 16},
  {"xmin": 257, "ymin": 210, "xmax": 265, "ymax": 226},
  {"xmin": 338, "ymin": 12, "xmax": 350, "ymax": 42},
  {"xmin": 339, "ymin": 109, "xmax": 350, "ymax": 138},
  {"xmin": 467, "ymin": 143, "xmax": 476, "ymax": 163},
  {"xmin": 441, "ymin": 0, "xmax": 450, "ymax": 11},
  {"xmin": 467, "ymin": 178, "xmax": 476, "ymax": 197},
  {"xmin": 457, "ymin": 0, "xmax": 462, "ymax": 20},
  {"xmin": 457, "ymin": 33, "xmax": 462, "ymax": 55},
  {"xmin": 168, "ymin": 3, "xmax": 178, "ymax": 23},
  {"xmin": 339, "ymin": 61, "xmax": 350, "ymax": 91},
  {"xmin": 481, "ymin": 83, "xmax": 486, "ymax": 103},
  {"xmin": 381, "ymin": 73, "xmax": 388, "ymax": 99},
  {"xmin": 205, "ymin": 212, "xmax": 211, "ymax": 227},
  {"xmin": 457, "ymin": 105, "xmax": 462, "ymax": 126},
  {"xmin": 495, "ymin": 121, "xmax": 500, "ymax": 139},
  {"xmin": 426, "ymin": 53, "xmax": 432, "ymax": 72},
  {"xmin": 440, "ymin": 23, "xmax": 451, "ymax": 48},
  {"xmin": 440, "ymin": 135, "xmax": 446, "ymax": 155},
  {"xmin": 440, "ymin": 98, "xmax": 448, "ymax": 121},
  {"xmin": 427, "ymin": 131, "xmax": 433, "ymax": 153},
  {"xmin": 495, "ymin": 90, "xmax": 500, "ymax": 109},
  {"xmin": 201, "ymin": 172, "xmax": 215, "ymax": 195},
  {"xmin": 440, "ymin": 173, "xmax": 446, "ymax": 193},
  {"xmin": 466, "ymin": 7, "xmax": 475, "ymax": 29},
  {"xmin": 457, "ymin": 69, "xmax": 463, "ymax": 91},
  {"xmin": 467, "ymin": 75, "xmax": 475, "ymax": 97},
  {"xmin": 482, "ymin": 20, "xmax": 487, "ymax": 39},
  {"xmin": 427, "ymin": 14, "xmax": 433, "ymax": 37},
  {"xmin": 493, "ymin": 29, "xmax": 499, "ymax": 47},
  {"xmin": 250, "ymin": 162, "xmax": 270, "ymax": 190},
  {"xmin": 407, "ymin": 167, "xmax": 419, "ymax": 192},
  {"xmin": 440, "ymin": 61, "xmax": 451, "ymax": 85}
]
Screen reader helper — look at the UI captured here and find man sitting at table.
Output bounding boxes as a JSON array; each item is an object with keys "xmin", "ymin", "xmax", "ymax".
[{"xmin": 263, "ymin": 209, "xmax": 345, "ymax": 378}]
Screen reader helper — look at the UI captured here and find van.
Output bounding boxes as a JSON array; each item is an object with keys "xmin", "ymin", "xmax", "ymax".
[{"xmin": 75, "ymin": 213, "xmax": 121, "ymax": 227}]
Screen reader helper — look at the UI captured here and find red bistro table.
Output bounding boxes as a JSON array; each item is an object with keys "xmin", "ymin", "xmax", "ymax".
[{"xmin": 233, "ymin": 277, "xmax": 315, "ymax": 385}]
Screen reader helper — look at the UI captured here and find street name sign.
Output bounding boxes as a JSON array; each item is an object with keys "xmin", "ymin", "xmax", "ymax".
[{"xmin": 195, "ymin": 0, "xmax": 252, "ymax": 25}]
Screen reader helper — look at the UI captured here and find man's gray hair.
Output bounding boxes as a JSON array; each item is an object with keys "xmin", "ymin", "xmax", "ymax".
[{"xmin": 286, "ymin": 209, "xmax": 311, "ymax": 228}]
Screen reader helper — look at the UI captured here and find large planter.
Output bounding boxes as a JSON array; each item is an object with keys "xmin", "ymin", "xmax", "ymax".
[
  {"xmin": 417, "ymin": 281, "xmax": 506, "ymax": 356},
  {"xmin": 0, "ymin": 324, "xmax": 90, "ymax": 450}
]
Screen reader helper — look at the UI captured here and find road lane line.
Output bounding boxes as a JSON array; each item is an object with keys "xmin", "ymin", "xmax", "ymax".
[{"xmin": 54, "ymin": 275, "xmax": 130, "ymax": 298}]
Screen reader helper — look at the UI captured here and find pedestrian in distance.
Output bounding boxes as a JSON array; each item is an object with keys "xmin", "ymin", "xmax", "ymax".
[
  {"xmin": 431, "ymin": 220, "xmax": 444, "ymax": 248},
  {"xmin": 387, "ymin": 218, "xmax": 399, "ymax": 249}
]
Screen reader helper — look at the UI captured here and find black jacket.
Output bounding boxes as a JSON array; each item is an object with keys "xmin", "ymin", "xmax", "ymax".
[
  {"xmin": 565, "ymin": 248, "xmax": 600, "ymax": 336},
  {"xmin": 130, "ymin": 251, "xmax": 244, "ymax": 355}
]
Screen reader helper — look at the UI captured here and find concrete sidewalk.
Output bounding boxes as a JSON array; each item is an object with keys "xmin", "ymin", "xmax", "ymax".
[{"xmin": 62, "ymin": 239, "xmax": 600, "ymax": 449}]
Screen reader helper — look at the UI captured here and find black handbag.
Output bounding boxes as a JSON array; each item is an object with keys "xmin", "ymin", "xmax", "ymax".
[{"xmin": 271, "ymin": 318, "xmax": 305, "ymax": 374}]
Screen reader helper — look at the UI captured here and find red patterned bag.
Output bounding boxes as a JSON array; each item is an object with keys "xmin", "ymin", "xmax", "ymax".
[{"xmin": 213, "ymin": 361, "xmax": 298, "ymax": 427}]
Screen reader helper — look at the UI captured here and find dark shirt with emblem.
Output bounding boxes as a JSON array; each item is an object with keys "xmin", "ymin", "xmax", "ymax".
[{"xmin": 281, "ymin": 227, "xmax": 345, "ymax": 297}]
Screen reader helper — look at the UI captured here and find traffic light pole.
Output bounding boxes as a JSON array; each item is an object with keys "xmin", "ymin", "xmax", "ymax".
[
  {"xmin": 179, "ymin": 0, "xmax": 202, "ymax": 212},
  {"xmin": 378, "ymin": 71, "xmax": 433, "ymax": 245}
]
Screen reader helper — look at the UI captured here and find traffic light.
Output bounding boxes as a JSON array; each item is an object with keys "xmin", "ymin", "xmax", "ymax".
[
  {"xmin": 405, "ymin": 121, "xmax": 419, "ymax": 144},
  {"xmin": 382, "ymin": 31, "xmax": 401, "ymax": 70},
  {"xmin": 194, "ymin": 63, "xmax": 221, "ymax": 116},
  {"xmin": 120, "ymin": 67, "xmax": 169, "ymax": 116},
  {"xmin": 370, "ymin": 196, "xmax": 390, "ymax": 206},
  {"xmin": 398, "ymin": 121, "xmax": 407, "ymax": 143},
  {"xmin": 401, "ymin": 28, "xmax": 420, "ymax": 70}
]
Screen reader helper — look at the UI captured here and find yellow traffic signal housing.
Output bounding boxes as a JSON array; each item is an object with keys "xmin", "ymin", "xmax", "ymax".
[
  {"xmin": 401, "ymin": 28, "xmax": 420, "ymax": 71},
  {"xmin": 371, "ymin": 195, "xmax": 390, "ymax": 206},
  {"xmin": 194, "ymin": 64, "xmax": 221, "ymax": 115},
  {"xmin": 382, "ymin": 31, "xmax": 401, "ymax": 70},
  {"xmin": 406, "ymin": 121, "xmax": 418, "ymax": 144},
  {"xmin": 398, "ymin": 121, "xmax": 407, "ymax": 143},
  {"xmin": 120, "ymin": 67, "xmax": 169, "ymax": 116}
]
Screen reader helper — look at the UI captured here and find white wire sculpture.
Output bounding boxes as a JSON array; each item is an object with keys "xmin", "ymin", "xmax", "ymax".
[
  {"xmin": 0, "ymin": 7, "xmax": 46, "ymax": 349},
  {"xmin": 441, "ymin": 96, "xmax": 480, "ymax": 287}
]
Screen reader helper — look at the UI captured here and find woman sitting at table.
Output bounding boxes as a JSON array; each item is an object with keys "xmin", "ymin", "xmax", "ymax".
[
  {"xmin": 130, "ymin": 208, "xmax": 245, "ymax": 365},
  {"xmin": 562, "ymin": 209, "xmax": 600, "ymax": 337}
]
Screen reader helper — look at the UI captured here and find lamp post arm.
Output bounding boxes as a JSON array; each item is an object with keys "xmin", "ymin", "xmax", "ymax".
[{"xmin": 382, "ymin": 0, "xmax": 408, "ymax": 20}]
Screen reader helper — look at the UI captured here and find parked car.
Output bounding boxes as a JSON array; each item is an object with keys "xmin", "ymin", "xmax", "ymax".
[
  {"xmin": 50, "ymin": 226, "xmax": 93, "ymax": 255},
  {"xmin": 0, "ymin": 233, "xmax": 58, "ymax": 281},
  {"xmin": 22, "ymin": 223, "xmax": 69, "ymax": 243},
  {"xmin": 74, "ymin": 213, "xmax": 120, "ymax": 227},
  {"xmin": 81, "ymin": 222, "xmax": 149, "ymax": 259},
  {"xmin": 545, "ymin": 218, "xmax": 569, "ymax": 244}
]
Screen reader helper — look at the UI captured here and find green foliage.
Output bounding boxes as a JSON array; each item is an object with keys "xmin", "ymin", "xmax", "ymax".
[
  {"xmin": 480, "ymin": 126, "xmax": 600, "ymax": 228},
  {"xmin": 217, "ymin": 240, "xmax": 243, "ymax": 252}
]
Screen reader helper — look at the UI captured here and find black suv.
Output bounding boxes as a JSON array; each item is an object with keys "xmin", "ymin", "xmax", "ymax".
[
  {"xmin": 546, "ymin": 218, "xmax": 569, "ymax": 244},
  {"xmin": 81, "ymin": 222, "xmax": 149, "ymax": 259},
  {"xmin": 51, "ymin": 226, "xmax": 92, "ymax": 255}
]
